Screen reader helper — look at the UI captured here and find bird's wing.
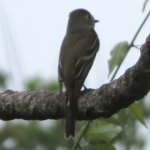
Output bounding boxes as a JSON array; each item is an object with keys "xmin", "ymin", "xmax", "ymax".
[{"xmin": 74, "ymin": 31, "xmax": 99, "ymax": 86}]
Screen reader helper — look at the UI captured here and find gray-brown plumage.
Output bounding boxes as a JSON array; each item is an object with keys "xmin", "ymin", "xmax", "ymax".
[{"xmin": 58, "ymin": 8, "xmax": 100, "ymax": 139}]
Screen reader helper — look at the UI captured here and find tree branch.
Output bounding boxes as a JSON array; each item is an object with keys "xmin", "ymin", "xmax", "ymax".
[{"xmin": 0, "ymin": 34, "xmax": 150, "ymax": 121}]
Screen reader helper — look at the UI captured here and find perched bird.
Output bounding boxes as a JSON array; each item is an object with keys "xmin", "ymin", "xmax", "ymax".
[{"xmin": 58, "ymin": 8, "xmax": 100, "ymax": 139}]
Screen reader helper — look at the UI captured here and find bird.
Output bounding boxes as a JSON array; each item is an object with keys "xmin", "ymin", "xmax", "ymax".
[{"xmin": 58, "ymin": 8, "xmax": 100, "ymax": 139}]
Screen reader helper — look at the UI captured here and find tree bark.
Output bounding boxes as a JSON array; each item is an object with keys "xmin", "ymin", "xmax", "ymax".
[{"xmin": 0, "ymin": 34, "xmax": 150, "ymax": 121}]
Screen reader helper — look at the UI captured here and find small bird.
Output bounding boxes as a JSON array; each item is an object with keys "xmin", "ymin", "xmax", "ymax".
[{"xmin": 58, "ymin": 8, "xmax": 100, "ymax": 139}]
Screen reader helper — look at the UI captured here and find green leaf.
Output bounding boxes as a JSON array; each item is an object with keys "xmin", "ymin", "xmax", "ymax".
[
  {"xmin": 84, "ymin": 120, "xmax": 122, "ymax": 144},
  {"xmin": 44, "ymin": 80, "xmax": 59, "ymax": 90},
  {"xmin": 81, "ymin": 143, "xmax": 116, "ymax": 150},
  {"xmin": 97, "ymin": 143, "xmax": 116, "ymax": 150},
  {"xmin": 108, "ymin": 41, "xmax": 129, "ymax": 76},
  {"xmin": 81, "ymin": 144, "xmax": 98, "ymax": 150},
  {"xmin": 128, "ymin": 101, "xmax": 147, "ymax": 127},
  {"xmin": 24, "ymin": 77, "xmax": 44, "ymax": 90},
  {"xmin": 24, "ymin": 77, "xmax": 58, "ymax": 90},
  {"xmin": 117, "ymin": 109, "xmax": 128, "ymax": 126},
  {"xmin": 0, "ymin": 72, "xmax": 7, "ymax": 88}
]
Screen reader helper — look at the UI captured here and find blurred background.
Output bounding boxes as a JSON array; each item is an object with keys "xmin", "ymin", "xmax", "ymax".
[{"xmin": 0, "ymin": 0, "xmax": 150, "ymax": 150}]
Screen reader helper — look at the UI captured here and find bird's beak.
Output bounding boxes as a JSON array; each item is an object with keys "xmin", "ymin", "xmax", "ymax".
[{"xmin": 94, "ymin": 19, "xmax": 99, "ymax": 23}]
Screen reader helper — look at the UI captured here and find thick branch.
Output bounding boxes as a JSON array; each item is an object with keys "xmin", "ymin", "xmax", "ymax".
[{"xmin": 0, "ymin": 34, "xmax": 150, "ymax": 121}]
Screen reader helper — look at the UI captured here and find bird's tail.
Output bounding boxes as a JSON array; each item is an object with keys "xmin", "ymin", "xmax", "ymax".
[{"xmin": 65, "ymin": 92, "xmax": 77, "ymax": 140}]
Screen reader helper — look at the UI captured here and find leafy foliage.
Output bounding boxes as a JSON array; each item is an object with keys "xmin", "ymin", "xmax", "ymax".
[
  {"xmin": 0, "ymin": 121, "xmax": 71, "ymax": 150},
  {"xmin": 24, "ymin": 77, "xmax": 59, "ymax": 90},
  {"xmin": 0, "ymin": 4, "xmax": 150, "ymax": 150},
  {"xmin": 97, "ymin": 143, "xmax": 116, "ymax": 150},
  {"xmin": 108, "ymin": 41, "xmax": 129, "ymax": 76},
  {"xmin": 84, "ymin": 120, "xmax": 121, "ymax": 144},
  {"xmin": 0, "ymin": 72, "xmax": 7, "ymax": 89},
  {"xmin": 128, "ymin": 101, "xmax": 146, "ymax": 127}
]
